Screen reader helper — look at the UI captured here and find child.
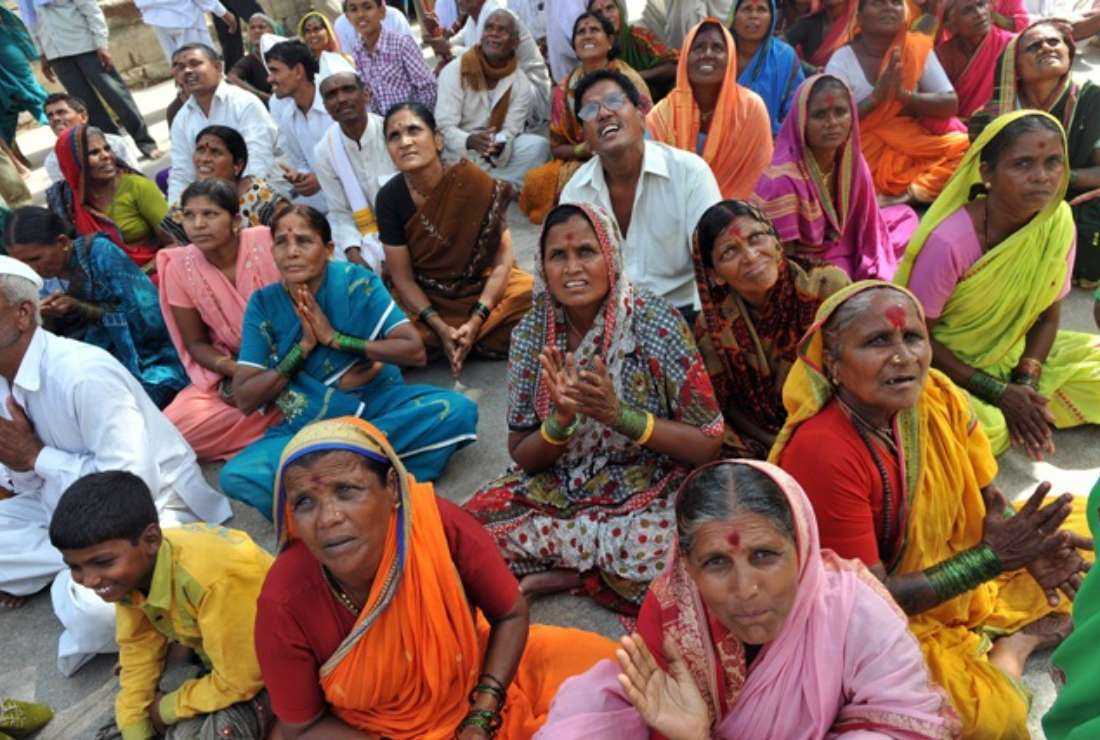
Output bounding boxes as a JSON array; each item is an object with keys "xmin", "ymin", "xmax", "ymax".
[{"xmin": 49, "ymin": 471, "xmax": 273, "ymax": 739}]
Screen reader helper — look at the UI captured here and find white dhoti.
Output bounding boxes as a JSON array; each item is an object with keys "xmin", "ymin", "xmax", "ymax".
[{"xmin": 486, "ymin": 133, "xmax": 551, "ymax": 189}]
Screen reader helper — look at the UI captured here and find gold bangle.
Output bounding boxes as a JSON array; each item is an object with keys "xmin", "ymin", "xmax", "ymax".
[
  {"xmin": 539, "ymin": 423, "xmax": 568, "ymax": 446},
  {"xmin": 636, "ymin": 412, "xmax": 655, "ymax": 445}
]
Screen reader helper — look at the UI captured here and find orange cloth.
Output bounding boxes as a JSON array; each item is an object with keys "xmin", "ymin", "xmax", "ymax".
[
  {"xmin": 859, "ymin": 32, "xmax": 969, "ymax": 200},
  {"xmin": 645, "ymin": 20, "xmax": 773, "ymax": 199}
]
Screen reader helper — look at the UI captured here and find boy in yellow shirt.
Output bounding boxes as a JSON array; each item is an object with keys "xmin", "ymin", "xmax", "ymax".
[{"xmin": 49, "ymin": 471, "xmax": 273, "ymax": 739}]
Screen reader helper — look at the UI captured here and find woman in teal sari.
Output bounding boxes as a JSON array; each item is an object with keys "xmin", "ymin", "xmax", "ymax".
[
  {"xmin": 730, "ymin": 0, "xmax": 804, "ymax": 135},
  {"xmin": 0, "ymin": 7, "xmax": 47, "ymax": 163},
  {"xmin": 220, "ymin": 205, "xmax": 478, "ymax": 518}
]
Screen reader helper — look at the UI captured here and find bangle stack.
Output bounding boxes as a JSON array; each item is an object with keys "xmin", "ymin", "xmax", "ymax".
[
  {"xmin": 540, "ymin": 413, "xmax": 579, "ymax": 445},
  {"xmin": 275, "ymin": 344, "xmax": 306, "ymax": 378},
  {"xmin": 924, "ymin": 544, "xmax": 1003, "ymax": 602},
  {"xmin": 418, "ymin": 306, "xmax": 439, "ymax": 324},
  {"xmin": 472, "ymin": 301, "xmax": 491, "ymax": 321},
  {"xmin": 458, "ymin": 674, "xmax": 506, "ymax": 738},
  {"xmin": 332, "ymin": 331, "xmax": 368, "ymax": 355},
  {"xmin": 967, "ymin": 371, "xmax": 1007, "ymax": 405},
  {"xmin": 614, "ymin": 404, "xmax": 656, "ymax": 445},
  {"xmin": 1011, "ymin": 358, "xmax": 1043, "ymax": 391}
]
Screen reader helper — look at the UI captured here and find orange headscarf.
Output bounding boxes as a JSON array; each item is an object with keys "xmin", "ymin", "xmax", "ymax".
[{"xmin": 646, "ymin": 19, "xmax": 773, "ymax": 199}]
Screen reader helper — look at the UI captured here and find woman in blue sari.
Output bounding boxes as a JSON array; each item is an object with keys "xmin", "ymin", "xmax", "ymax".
[
  {"xmin": 3, "ymin": 206, "xmax": 187, "ymax": 408},
  {"xmin": 220, "ymin": 205, "xmax": 478, "ymax": 518},
  {"xmin": 0, "ymin": 7, "xmax": 47, "ymax": 161},
  {"xmin": 730, "ymin": 0, "xmax": 804, "ymax": 135}
]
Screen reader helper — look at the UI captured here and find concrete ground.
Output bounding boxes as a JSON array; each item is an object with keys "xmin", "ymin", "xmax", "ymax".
[{"xmin": 3, "ymin": 22, "xmax": 1100, "ymax": 740}]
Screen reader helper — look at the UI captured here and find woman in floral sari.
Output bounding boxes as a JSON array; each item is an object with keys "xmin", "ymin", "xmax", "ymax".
[
  {"xmin": 464, "ymin": 202, "xmax": 724, "ymax": 613},
  {"xmin": 691, "ymin": 200, "xmax": 848, "ymax": 459},
  {"xmin": 519, "ymin": 12, "xmax": 652, "ymax": 225},
  {"xmin": 753, "ymin": 74, "xmax": 918, "ymax": 278},
  {"xmin": 538, "ymin": 460, "xmax": 960, "ymax": 739},
  {"xmin": 255, "ymin": 417, "xmax": 617, "ymax": 739}
]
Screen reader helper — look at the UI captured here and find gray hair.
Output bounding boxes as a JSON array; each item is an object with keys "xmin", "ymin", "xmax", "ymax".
[
  {"xmin": 676, "ymin": 462, "xmax": 795, "ymax": 556},
  {"xmin": 485, "ymin": 8, "xmax": 519, "ymax": 41},
  {"xmin": 0, "ymin": 275, "xmax": 41, "ymax": 324},
  {"xmin": 822, "ymin": 286, "xmax": 917, "ymax": 362}
]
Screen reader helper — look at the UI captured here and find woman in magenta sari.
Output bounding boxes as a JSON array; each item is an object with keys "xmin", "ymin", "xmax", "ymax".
[
  {"xmin": 935, "ymin": 0, "xmax": 1014, "ymax": 119},
  {"xmin": 753, "ymin": 74, "xmax": 917, "ymax": 280},
  {"xmin": 537, "ymin": 460, "xmax": 959, "ymax": 739}
]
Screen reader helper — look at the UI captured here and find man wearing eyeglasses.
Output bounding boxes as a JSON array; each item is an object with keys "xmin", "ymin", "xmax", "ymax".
[{"xmin": 560, "ymin": 68, "xmax": 721, "ymax": 323}]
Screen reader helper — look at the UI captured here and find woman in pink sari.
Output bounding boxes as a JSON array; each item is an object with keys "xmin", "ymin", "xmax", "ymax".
[
  {"xmin": 935, "ymin": 0, "xmax": 1015, "ymax": 119},
  {"xmin": 753, "ymin": 74, "xmax": 917, "ymax": 280},
  {"xmin": 537, "ymin": 460, "xmax": 959, "ymax": 740},
  {"xmin": 159, "ymin": 179, "xmax": 282, "ymax": 461}
]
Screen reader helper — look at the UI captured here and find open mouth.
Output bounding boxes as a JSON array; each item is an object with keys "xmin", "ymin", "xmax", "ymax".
[
  {"xmin": 884, "ymin": 375, "xmax": 916, "ymax": 388},
  {"xmin": 598, "ymin": 121, "xmax": 621, "ymax": 140},
  {"xmin": 196, "ymin": 164, "xmax": 215, "ymax": 175},
  {"xmin": 697, "ymin": 63, "xmax": 717, "ymax": 73},
  {"xmin": 563, "ymin": 279, "xmax": 589, "ymax": 290}
]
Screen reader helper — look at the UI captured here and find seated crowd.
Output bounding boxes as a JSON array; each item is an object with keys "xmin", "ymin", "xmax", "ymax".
[{"xmin": 3, "ymin": 0, "xmax": 1100, "ymax": 736}]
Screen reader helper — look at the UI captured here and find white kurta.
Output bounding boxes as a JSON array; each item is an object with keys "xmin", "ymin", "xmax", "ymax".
[
  {"xmin": 273, "ymin": 84, "xmax": 335, "ymax": 213},
  {"xmin": 545, "ymin": 0, "xmax": 585, "ymax": 82},
  {"xmin": 0, "ymin": 329, "xmax": 231, "ymax": 675},
  {"xmin": 313, "ymin": 112, "xmax": 397, "ymax": 268}
]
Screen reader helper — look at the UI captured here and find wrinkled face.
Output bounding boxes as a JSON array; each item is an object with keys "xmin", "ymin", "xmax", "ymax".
[
  {"xmin": 482, "ymin": 11, "xmax": 518, "ymax": 62},
  {"xmin": 283, "ymin": 451, "xmax": 398, "ymax": 587},
  {"xmin": 302, "ymin": 16, "xmax": 331, "ymax": 54},
  {"xmin": 589, "ymin": 0, "xmax": 622, "ymax": 31},
  {"xmin": 6, "ymin": 238, "xmax": 71, "ymax": 279},
  {"xmin": 686, "ymin": 511, "xmax": 799, "ymax": 645},
  {"xmin": 827, "ymin": 290, "xmax": 931, "ymax": 416},
  {"xmin": 248, "ymin": 15, "xmax": 274, "ymax": 44},
  {"xmin": 687, "ymin": 25, "xmax": 728, "ymax": 88},
  {"xmin": 1017, "ymin": 24, "xmax": 1071, "ymax": 83},
  {"xmin": 579, "ymin": 79, "xmax": 645, "ymax": 156},
  {"xmin": 193, "ymin": 133, "xmax": 240, "ymax": 180},
  {"xmin": 267, "ymin": 57, "xmax": 303, "ymax": 98},
  {"xmin": 172, "ymin": 49, "xmax": 221, "ymax": 96},
  {"xmin": 542, "ymin": 213, "xmax": 612, "ymax": 312},
  {"xmin": 346, "ymin": 0, "xmax": 384, "ymax": 40},
  {"xmin": 945, "ymin": 0, "xmax": 991, "ymax": 43},
  {"xmin": 0, "ymin": 291, "xmax": 36, "ymax": 354},
  {"xmin": 272, "ymin": 211, "xmax": 333, "ymax": 285},
  {"xmin": 45, "ymin": 101, "xmax": 86, "ymax": 136},
  {"xmin": 61, "ymin": 529, "xmax": 159, "ymax": 604},
  {"xmin": 181, "ymin": 194, "xmax": 238, "ymax": 252},
  {"xmin": 709, "ymin": 215, "xmax": 782, "ymax": 296},
  {"xmin": 733, "ymin": 0, "xmax": 772, "ymax": 43},
  {"xmin": 804, "ymin": 82, "xmax": 852, "ymax": 152},
  {"xmin": 84, "ymin": 132, "xmax": 117, "ymax": 182},
  {"xmin": 857, "ymin": 0, "xmax": 905, "ymax": 36},
  {"xmin": 573, "ymin": 16, "xmax": 612, "ymax": 63},
  {"xmin": 321, "ymin": 73, "xmax": 370, "ymax": 123},
  {"xmin": 384, "ymin": 108, "xmax": 442, "ymax": 172},
  {"xmin": 982, "ymin": 126, "xmax": 1065, "ymax": 219}
]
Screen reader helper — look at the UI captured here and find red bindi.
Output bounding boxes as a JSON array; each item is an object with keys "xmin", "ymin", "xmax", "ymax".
[
  {"xmin": 726, "ymin": 530, "xmax": 741, "ymax": 549},
  {"xmin": 885, "ymin": 305, "xmax": 906, "ymax": 330}
]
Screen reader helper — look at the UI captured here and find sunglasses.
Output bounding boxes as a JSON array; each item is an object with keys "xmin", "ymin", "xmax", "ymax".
[{"xmin": 577, "ymin": 92, "xmax": 630, "ymax": 122}]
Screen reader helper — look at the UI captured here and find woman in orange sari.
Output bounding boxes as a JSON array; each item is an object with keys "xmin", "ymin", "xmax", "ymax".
[
  {"xmin": 824, "ymin": 0, "xmax": 968, "ymax": 202},
  {"xmin": 646, "ymin": 20, "xmax": 773, "ymax": 199},
  {"xmin": 255, "ymin": 417, "xmax": 617, "ymax": 739}
]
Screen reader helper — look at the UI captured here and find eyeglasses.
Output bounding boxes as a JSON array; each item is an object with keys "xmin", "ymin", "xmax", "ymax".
[{"xmin": 577, "ymin": 92, "xmax": 629, "ymax": 122}]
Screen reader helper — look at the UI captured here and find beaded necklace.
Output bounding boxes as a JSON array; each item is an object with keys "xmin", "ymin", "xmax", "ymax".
[
  {"xmin": 837, "ymin": 397, "xmax": 899, "ymax": 562},
  {"xmin": 322, "ymin": 566, "xmax": 362, "ymax": 614}
]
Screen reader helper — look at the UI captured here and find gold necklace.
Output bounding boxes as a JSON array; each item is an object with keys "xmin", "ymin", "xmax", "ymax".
[{"xmin": 322, "ymin": 566, "xmax": 361, "ymax": 614}]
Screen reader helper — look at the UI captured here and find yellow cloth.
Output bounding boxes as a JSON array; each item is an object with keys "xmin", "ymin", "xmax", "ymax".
[
  {"xmin": 771, "ymin": 280, "xmax": 1090, "ymax": 739},
  {"xmin": 114, "ymin": 525, "xmax": 273, "ymax": 740},
  {"xmin": 352, "ymin": 206, "xmax": 378, "ymax": 236},
  {"xmin": 104, "ymin": 173, "xmax": 168, "ymax": 245}
]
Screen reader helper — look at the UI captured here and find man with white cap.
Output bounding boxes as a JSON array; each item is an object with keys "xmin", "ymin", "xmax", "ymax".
[
  {"xmin": 312, "ymin": 51, "xmax": 396, "ymax": 271},
  {"xmin": 435, "ymin": 9, "xmax": 549, "ymax": 188},
  {"xmin": 0, "ymin": 256, "xmax": 232, "ymax": 676}
]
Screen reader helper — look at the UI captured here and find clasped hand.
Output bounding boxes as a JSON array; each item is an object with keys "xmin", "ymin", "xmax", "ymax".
[
  {"xmin": 538, "ymin": 347, "xmax": 619, "ymax": 426},
  {"xmin": 0, "ymin": 397, "xmax": 43, "ymax": 472},
  {"xmin": 290, "ymin": 283, "xmax": 336, "ymax": 352}
]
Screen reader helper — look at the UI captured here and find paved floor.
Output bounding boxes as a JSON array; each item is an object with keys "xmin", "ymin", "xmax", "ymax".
[{"xmin": 3, "ymin": 31, "xmax": 1100, "ymax": 740}]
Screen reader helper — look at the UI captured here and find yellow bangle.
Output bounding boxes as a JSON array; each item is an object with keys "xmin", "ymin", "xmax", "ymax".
[
  {"xmin": 636, "ymin": 412, "xmax": 655, "ymax": 445},
  {"xmin": 539, "ymin": 424, "xmax": 568, "ymax": 446}
]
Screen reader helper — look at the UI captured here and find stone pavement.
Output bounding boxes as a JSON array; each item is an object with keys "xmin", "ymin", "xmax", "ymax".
[{"xmin": 3, "ymin": 39, "xmax": 1100, "ymax": 740}]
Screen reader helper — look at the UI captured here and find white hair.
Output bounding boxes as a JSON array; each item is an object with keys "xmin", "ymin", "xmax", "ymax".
[{"xmin": 0, "ymin": 275, "xmax": 42, "ymax": 324}]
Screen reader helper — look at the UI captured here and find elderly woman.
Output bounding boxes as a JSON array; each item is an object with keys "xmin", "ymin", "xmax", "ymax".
[
  {"xmin": 971, "ymin": 20, "xmax": 1100, "ymax": 282},
  {"xmin": 730, "ymin": 0, "xmax": 804, "ymax": 134},
  {"xmin": 754, "ymin": 74, "xmax": 918, "ymax": 279},
  {"xmin": 934, "ymin": 0, "xmax": 1015, "ymax": 120},
  {"xmin": 897, "ymin": 111, "xmax": 1100, "ymax": 458},
  {"xmin": 773, "ymin": 279, "xmax": 1091, "ymax": 737},
  {"xmin": 227, "ymin": 12, "xmax": 278, "ymax": 103},
  {"xmin": 298, "ymin": 11, "xmax": 343, "ymax": 56},
  {"xmin": 785, "ymin": 0, "xmax": 855, "ymax": 69},
  {"xmin": 219, "ymin": 205, "xmax": 478, "ymax": 518},
  {"xmin": 3, "ymin": 206, "xmax": 186, "ymax": 408},
  {"xmin": 588, "ymin": 0, "xmax": 678, "ymax": 99},
  {"xmin": 824, "ymin": 0, "xmax": 968, "ymax": 202},
  {"xmin": 254, "ymin": 417, "xmax": 617, "ymax": 738},
  {"xmin": 691, "ymin": 200, "xmax": 848, "ymax": 459},
  {"xmin": 464, "ymin": 203, "xmax": 724, "ymax": 613},
  {"xmin": 165, "ymin": 125, "xmax": 290, "ymax": 241},
  {"xmin": 519, "ymin": 12, "xmax": 652, "ymax": 225},
  {"xmin": 376, "ymin": 103, "xmax": 533, "ymax": 377},
  {"xmin": 46, "ymin": 124, "xmax": 173, "ymax": 273},
  {"xmin": 158, "ymin": 179, "xmax": 283, "ymax": 461},
  {"xmin": 538, "ymin": 460, "xmax": 960, "ymax": 738},
  {"xmin": 647, "ymin": 21, "xmax": 772, "ymax": 199}
]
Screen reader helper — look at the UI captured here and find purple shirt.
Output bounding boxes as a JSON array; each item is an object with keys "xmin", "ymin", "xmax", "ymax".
[{"xmin": 352, "ymin": 27, "xmax": 438, "ymax": 117}]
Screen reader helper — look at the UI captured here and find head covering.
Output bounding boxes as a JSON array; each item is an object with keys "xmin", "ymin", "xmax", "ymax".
[
  {"xmin": 981, "ymin": 19, "xmax": 1076, "ymax": 126},
  {"xmin": 592, "ymin": 0, "xmax": 678, "ymax": 72},
  {"xmin": 298, "ymin": 10, "xmax": 342, "ymax": 53},
  {"xmin": 935, "ymin": 0, "xmax": 1014, "ymax": 118},
  {"xmin": 45, "ymin": 124, "xmax": 130, "ymax": 249},
  {"xmin": 807, "ymin": 0, "xmax": 857, "ymax": 67},
  {"xmin": 646, "ymin": 19, "xmax": 773, "ymax": 199},
  {"xmin": 0, "ymin": 255, "xmax": 44, "ymax": 289},
  {"xmin": 259, "ymin": 32, "xmax": 289, "ymax": 70},
  {"xmin": 317, "ymin": 49, "xmax": 358, "ymax": 85},
  {"xmin": 730, "ymin": 0, "xmax": 805, "ymax": 134}
]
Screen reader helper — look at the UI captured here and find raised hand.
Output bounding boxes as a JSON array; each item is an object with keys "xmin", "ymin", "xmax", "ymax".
[
  {"xmin": 538, "ymin": 347, "xmax": 579, "ymax": 423},
  {"xmin": 981, "ymin": 482, "xmax": 1074, "ymax": 572},
  {"xmin": 562, "ymin": 355, "xmax": 620, "ymax": 427},
  {"xmin": 295, "ymin": 285, "xmax": 335, "ymax": 349},
  {"xmin": 290, "ymin": 294, "xmax": 318, "ymax": 354},
  {"xmin": 616, "ymin": 633, "xmax": 710, "ymax": 740}
]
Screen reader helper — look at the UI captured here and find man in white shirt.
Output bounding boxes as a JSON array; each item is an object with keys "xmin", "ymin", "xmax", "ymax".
[
  {"xmin": 42, "ymin": 93, "xmax": 141, "ymax": 184},
  {"xmin": 167, "ymin": 43, "xmax": 280, "ymax": 205},
  {"xmin": 545, "ymin": 0, "xmax": 585, "ymax": 81},
  {"xmin": 560, "ymin": 68, "xmax": 721, "ymax": 318},
  {"xmin": 333, "ymin": 4, "xmax": 416, "ymax": 50},
  {"xmin": 313, "ymin": 52, "xmax": 396, "ymax": 271},
  {"xmin": 134, "ymin": 0, "xmax": 239, "ymax": 62},
  {"xmin": 436, "ymin": 9, "xmax": 549, "ymax": 188},
  {"xmin": 0, "ymin": 256, "xmax": 232, "ymax": 676},
  {"xmin": 265, "ymin": 39, "xmax": 333, "ymax": 212}
]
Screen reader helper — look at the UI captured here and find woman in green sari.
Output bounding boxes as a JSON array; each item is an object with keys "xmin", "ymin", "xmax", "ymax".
[
  {"xmin": 587, "ymin": 0, "xmax": 678, "ymax": 100},
  {"xmin": 896, "ymin": 109, "xmax": 1100, "ymax": 459}
]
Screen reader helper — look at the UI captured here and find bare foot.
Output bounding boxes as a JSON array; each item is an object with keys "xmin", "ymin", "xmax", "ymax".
[
  {"xmin": 988, "ymin": 613, "xmax": 1073, "ymax": 680},
  {"xmin": 0, "ymin": 590, "xmax": 27, "ymax": 608},
  {"xmin": 519, "ymin": 569, "xmax": 581, "ymax": 600}
]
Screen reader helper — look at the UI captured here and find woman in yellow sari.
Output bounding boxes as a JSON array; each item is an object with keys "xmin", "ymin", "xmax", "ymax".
[
  {"xmin": 255, "ymin": 417, "xmax": 617, "ymax": 739},
  {"xmin": 298, "ymin": 11, "xmax": 344, "ymax": 57},
  {"xmin": 772, "ymin": 279, "xmax": 1092, "ymax": 738},
  {"xmin": 896, "ymin": 110, "xmax": 1100, "ymax": 458}
]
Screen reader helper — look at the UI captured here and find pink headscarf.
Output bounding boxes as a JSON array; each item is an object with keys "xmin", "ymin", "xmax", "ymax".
[{"xmin": 537, "ymin": 460, "xmax": 959, "ymax": 739}]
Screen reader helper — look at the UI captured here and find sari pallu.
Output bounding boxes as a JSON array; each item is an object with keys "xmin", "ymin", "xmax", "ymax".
[
  {"xmin": 297, "ymin": 11, "xmax": 343, "ymax": 53},
  {"xmin": 807, "ymin": 0, "xmax": 857, "ymax": 68},
  {"xmin": 537, "ymin": 461, "xmax": 959, "ymax": 739},
  {"xmin": 770, "ymin": 280, "xmax": 1090, "ymax": 738},
  {"xmin": 753, "ymin": 73, "xmax": 918, "ymax": 279},
  {"xmin": 400, "ymin": 161, "xmax": 532, "ymax": 357},
  {"xmin": 896, "ymin": 109, "xmax": 1100, "ymax": 455},
  {"xmin": 732, "ymin": 0, "xmax": 805, "ymax": 134},
  {"xmin": 274, "ymin": 418, "xmax": 617, "ymax": 739},
  {"xmin": 935, "ymin": 23, "xmax": 1013, "ymax": 119},
  {"xmin": 646, "ymin": 20, "xmax": 773, "ymax": 199}
]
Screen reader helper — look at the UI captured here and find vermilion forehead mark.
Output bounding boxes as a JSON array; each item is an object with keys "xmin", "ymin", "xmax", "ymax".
[
  {"xmin": 819, "ymin": 92, "xmax": 842, "ymax": 109},
  {"xmin": 726, "ymin": 530, "xmax": 741, "ymax": 549},
  {"xmin": 885, "ymin": 305, "xmax": 907, "ymax": 330}
]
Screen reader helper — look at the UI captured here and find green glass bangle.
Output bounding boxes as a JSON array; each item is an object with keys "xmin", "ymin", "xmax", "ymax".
[
  {"xmin": 924, "ymin": 544, "xmax": 1003, "ymax": 602},
  {"xmin": 1010, "ymin": 370, "xmax": 1040, "ymax": 391},
  {"xmin": 332, "ymin": 331, "xmax": 368, "ymax": 355},
  {"xmin": 543, "ymin": 413, "xmax": 579, "ymax": 443},
  {"xmin": 472, "ymin": 301, "xmax": 491, "ymax": 321},
  {"xmin": 458, "ymin": 708, "xmax": 502, "ymax": 737},
  {"xmin": 275, "ymin": 344, "xmax": 305, "ymax": 378},
  {"xmin": 614, "ymin": 404, "xmax": 648, "ymax": 441},
  {"xmin": 967, "ymin": 371, "xmax": 1007, "ymax": 405},
  {"xmin": 418, "ymin": 306, "xmax": 439, "ymax": 323}
]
